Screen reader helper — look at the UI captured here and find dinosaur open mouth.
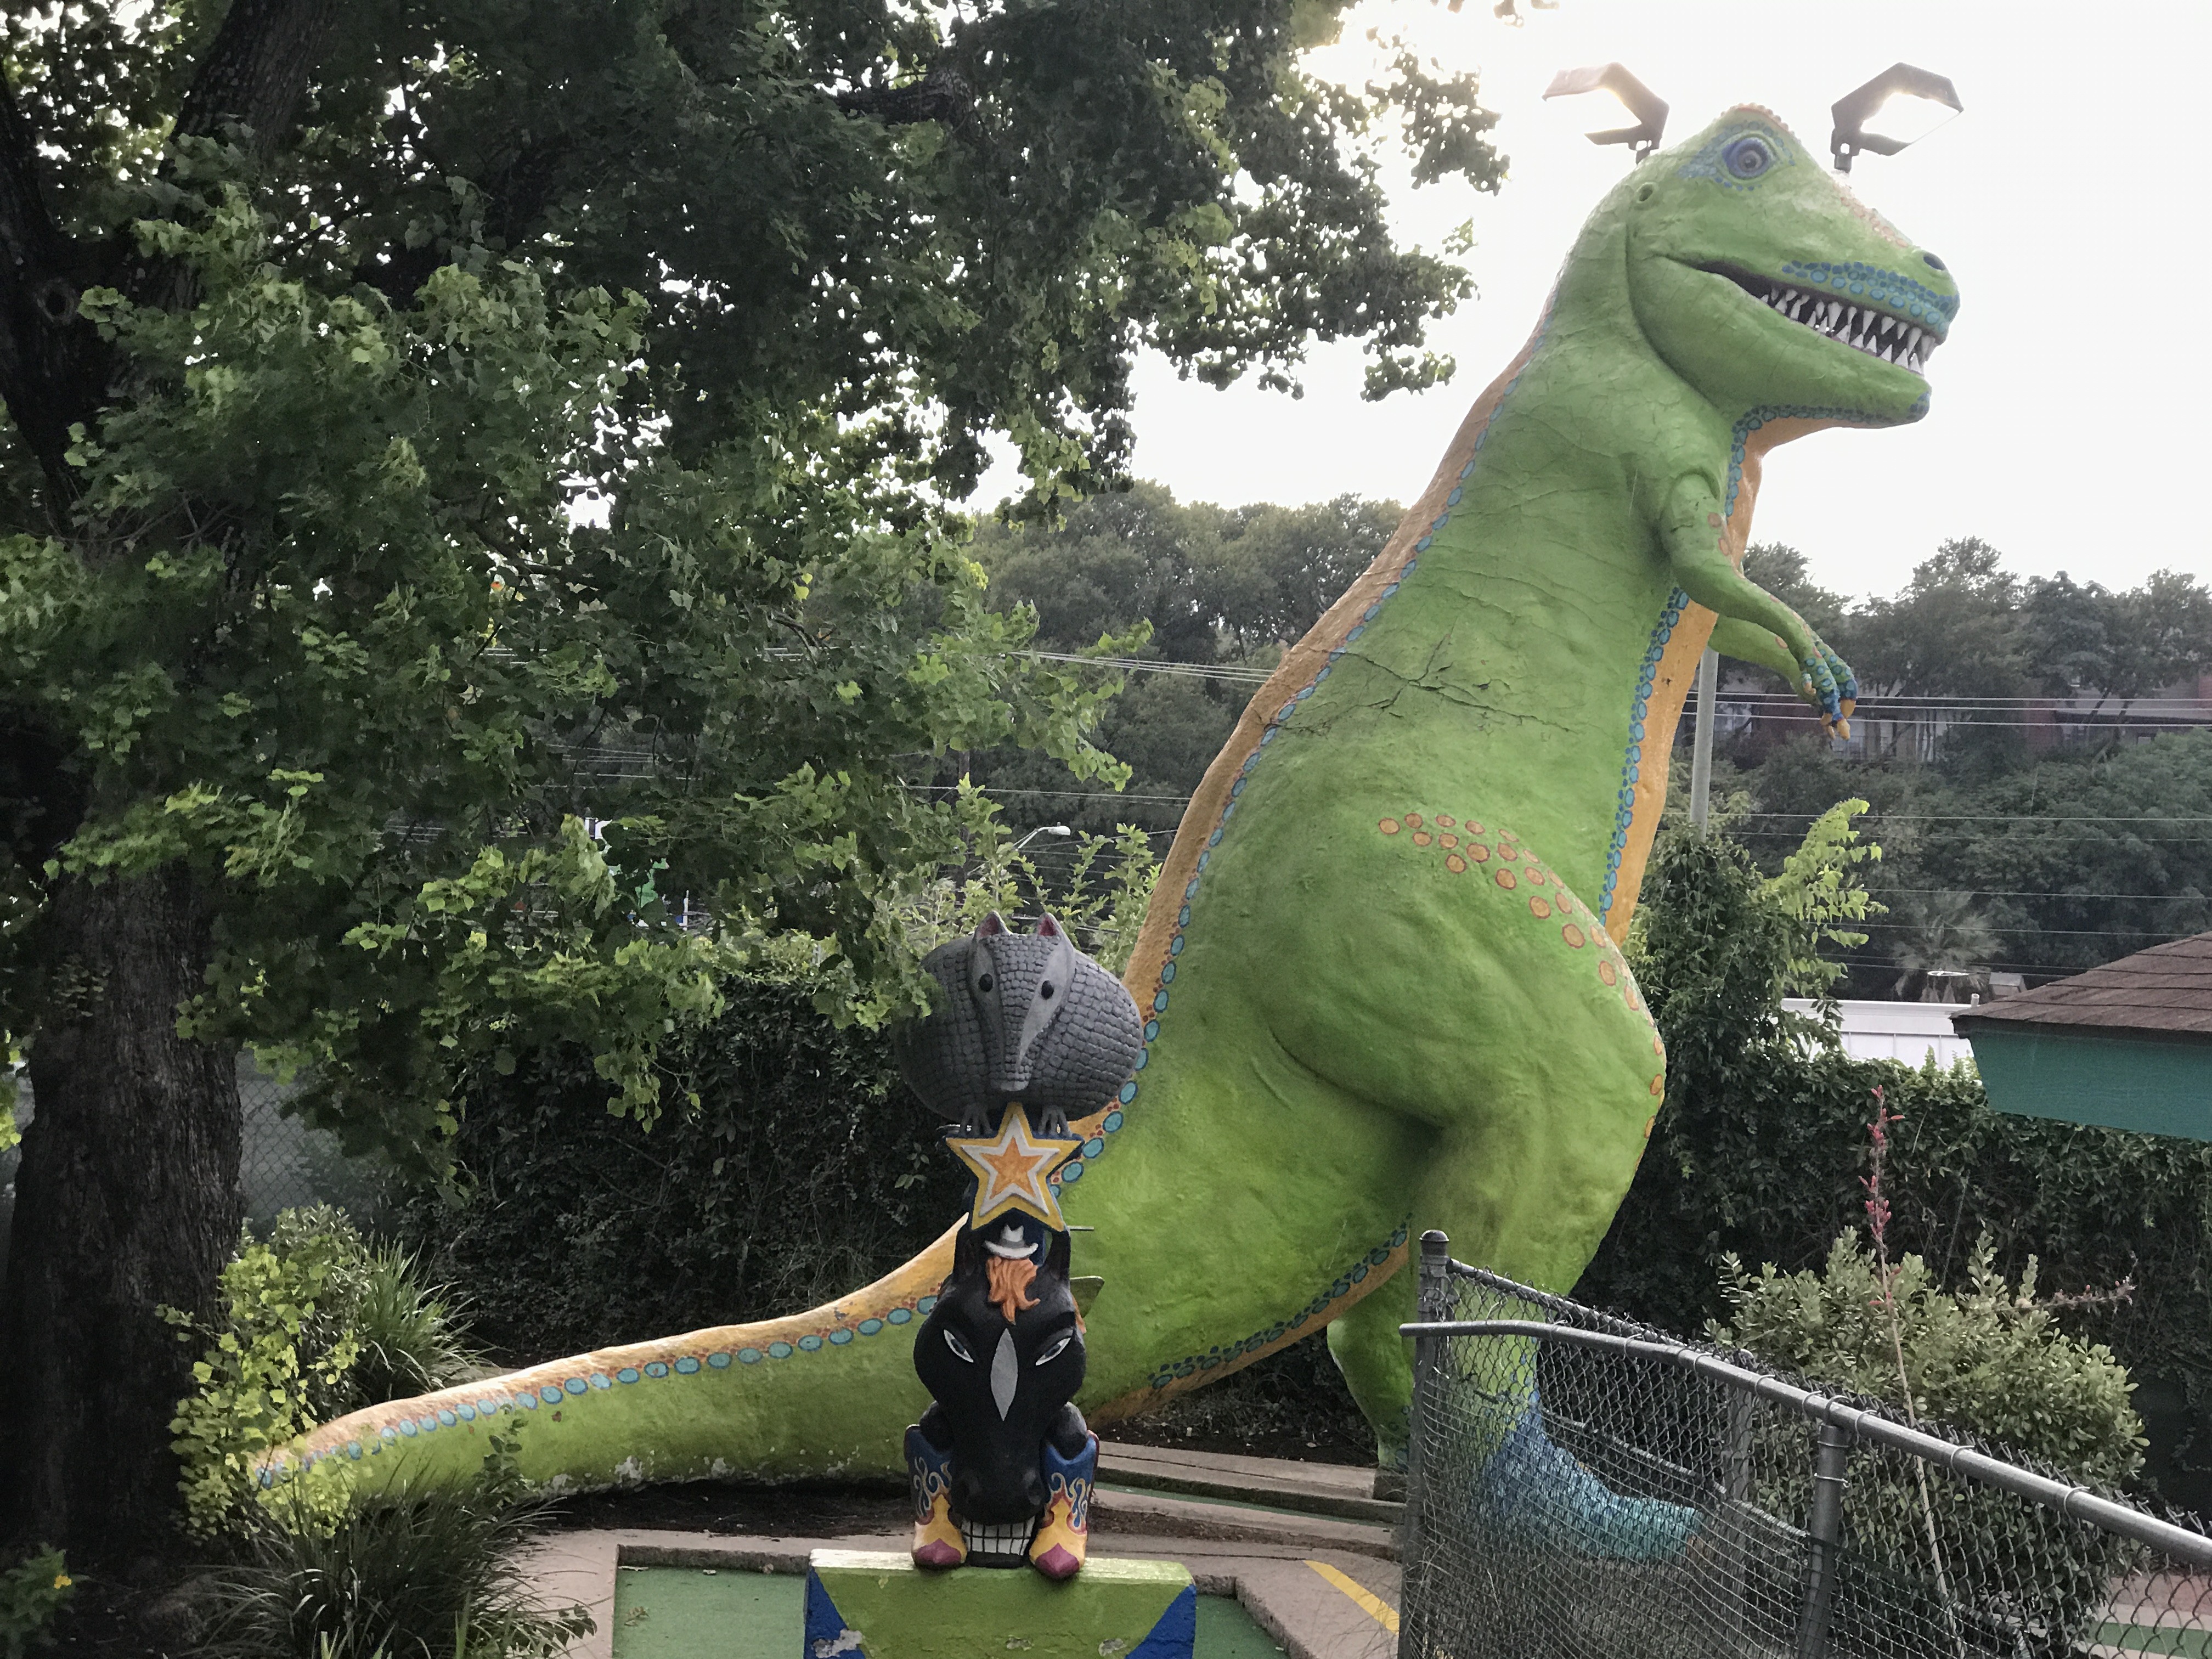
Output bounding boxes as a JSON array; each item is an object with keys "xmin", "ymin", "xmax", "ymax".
[{"xmin": 1708, "ymin": 266, "xmax": 1940, "ymax": 376}]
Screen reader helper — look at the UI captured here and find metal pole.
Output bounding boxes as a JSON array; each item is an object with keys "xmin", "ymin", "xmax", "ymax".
[
  {"xmin": 1720, "ymin": 1389, "xmax": 1756, "ymax": 1651},
  {"xmin": 1796, "ymin": 1421, "xmax": 1854, "ymax": 1659},
  {"xmin": 1398, "ymin": 1231, "xmax": 1452, "ymax": 1657},
  {"xmin": 1689, "ymin": 647, "xmax": 1719, "ymax": 837}
]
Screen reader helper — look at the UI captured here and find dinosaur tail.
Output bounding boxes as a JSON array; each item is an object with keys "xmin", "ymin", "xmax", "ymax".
[{"xmin": 269, "ymin": 1228, "xmax": 955, "ymax": 1500}]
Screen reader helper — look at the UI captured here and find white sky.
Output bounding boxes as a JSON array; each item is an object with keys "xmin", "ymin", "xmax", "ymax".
[{"xmin": 974, "ymin": 1, "xmax": 2210, "ymax": 602}]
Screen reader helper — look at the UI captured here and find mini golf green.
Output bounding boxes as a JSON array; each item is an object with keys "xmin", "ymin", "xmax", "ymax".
[{"xmin": 610, "ymin": 1567, "xmax": 1288, "ymax": 1659}]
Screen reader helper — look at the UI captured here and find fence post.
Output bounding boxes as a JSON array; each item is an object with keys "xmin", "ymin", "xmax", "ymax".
[
  {"xmin": 1795, "ymin": 1419, "xmax": 1855, "ymax": 1659},
  {"xmin": 1398, "ymin": 1229, "xmax": 1451, "ymax": 1658},
  {"xmin": 1717, "ymin": 1384, "xmax": 1756, "ymax": 1652}
]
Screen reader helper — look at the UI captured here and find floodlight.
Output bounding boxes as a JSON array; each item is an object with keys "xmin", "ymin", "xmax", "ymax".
[
  {"xmin": 1831, "ymin": 63, "xmax": 1962, "ymax": 172},
  {"xmin": 1542, "ymin": 64, "xmax": 1668, "ymax": 163}
]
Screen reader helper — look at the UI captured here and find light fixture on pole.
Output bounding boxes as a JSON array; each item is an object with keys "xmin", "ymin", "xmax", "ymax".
[
  {"xmin": 1542, "ymin": 64, "xmax": 1668, "ymax": 163},
  {"xmin": 1012, "ymin": 824, "xmax": 1073, "ymax": 853},
  {"xmin": 1830, "ymin": 63, "xmax": 1961, "ymax": 173}
]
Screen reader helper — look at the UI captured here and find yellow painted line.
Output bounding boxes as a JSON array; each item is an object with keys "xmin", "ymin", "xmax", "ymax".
[{"xmin": 1304, "ymin": 1560, "xmax": 1400, "ymax": 1634}]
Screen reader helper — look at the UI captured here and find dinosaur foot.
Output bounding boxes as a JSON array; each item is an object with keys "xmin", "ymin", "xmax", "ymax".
[{"xmin": 1477, "ymin": 1397, "xmax": 1700, "ymax": 1563}]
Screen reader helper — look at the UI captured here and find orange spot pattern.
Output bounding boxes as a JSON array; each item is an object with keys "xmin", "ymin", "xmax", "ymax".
[{"xmin": 1376, "ymin": 808, "xmax": 1662, "ymax": 1041}]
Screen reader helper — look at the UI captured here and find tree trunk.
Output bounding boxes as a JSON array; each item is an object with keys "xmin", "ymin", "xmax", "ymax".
[{"xmin": 0, "ymin": 866, "xmax": 241, "ymax": 1564}]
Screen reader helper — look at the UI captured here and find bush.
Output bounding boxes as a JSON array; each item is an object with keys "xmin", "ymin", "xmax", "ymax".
[
  {"xmin": 1716, "ymin": 1233, "xmax": 2145, "ymax": 1651},
  {"xmin": 1582, "ymin": 823, "xmax": 2212, "ymax": 1502},
  {"xmin": 400, "ymin": 973, "xmax": 969, "ymax": 1362},
  {"xmin": 1717, "ymin": 1233, "xmax": 2144, "ymax": 1486},
  {"xmin": 167, "ymin": 1209, "xmax": 485, "ymax": 1537},
  {"xmin": 194, "ymin": 1431, "xmax": 589, "ymax": 1659},
  {"xmin": 0, "ymin": 1549, "xmax": 72, "ymax": 1659}
]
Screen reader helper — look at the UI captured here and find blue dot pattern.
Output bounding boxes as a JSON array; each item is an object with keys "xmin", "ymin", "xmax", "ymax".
[
  {"xmin": 1143, "ymin": 1222, "xmax": 1412, "ymax": 1390},
  {"xmin": 1599, "ymin": 587, "xmax": 1688, "ymax": 928}
]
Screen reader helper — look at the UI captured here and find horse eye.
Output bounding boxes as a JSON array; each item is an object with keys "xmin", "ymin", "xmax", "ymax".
[
  {"xmin": 1034, "ymin": 1333, "xmax": 1073, "ymax": 1367},
  {"xmin": 977, "ymin": 974, "xmax": 994, "ymax": 994},
  {"xmin": 944, "ymin": 1329, "xmax": 975, "ymax": 1363},
  {"xmin": 1040, "ymin": 982, "xmax": 1054, "ymax": 999}
]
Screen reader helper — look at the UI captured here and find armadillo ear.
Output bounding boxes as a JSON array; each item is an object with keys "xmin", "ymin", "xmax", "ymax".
[
  {"xmin": 1036, "ymin": 913, "xmax": 1063, "ymax": 938},
  {"xmin": 976, "ymin": 911, "xmax": 1008, "ymax": 936}
]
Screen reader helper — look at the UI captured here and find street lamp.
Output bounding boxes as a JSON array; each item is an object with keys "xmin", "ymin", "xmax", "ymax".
[
  {"xmin": 1012, "ymin": 824, "xmax": 1072, "ymax": 853},
  {"xmin": 1830, "ymin": 64, "xmax": 1962, "ymax": 173},
  {"xmin": 1542, "ymin": 64, "xmax": 1668, "ymax": 163}
]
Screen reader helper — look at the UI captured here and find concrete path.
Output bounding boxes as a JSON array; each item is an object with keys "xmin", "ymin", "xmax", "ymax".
[{"xmin": 1098, "ymin": 1442, "xmax": 1400, "ymax": 1527}]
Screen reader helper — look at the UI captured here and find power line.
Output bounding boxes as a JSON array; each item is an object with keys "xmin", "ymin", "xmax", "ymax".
[
  {"xmin": 1849, "ymin": 929, "xmax": 2194, "ymax": 942},
  {"xmin": 1869, "ymin": 888, "xmax": 2211, "ymax": 902},
  {"xmin": 1739, "ymin": 811, "xmax": 2212, "ymax": 824}
]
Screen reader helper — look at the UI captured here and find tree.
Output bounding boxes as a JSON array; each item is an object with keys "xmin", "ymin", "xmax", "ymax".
[
  {"xmin": 1583, "ymin": 823, "xmax": 2212, "ymax": 1517},
  {"xmin": 0, "ymin": 1, "xmax": 1508, "ymax": 1560},
  {"xmin": 967, "ymin": 485, "xmax": 1400, "ymax": 837}
]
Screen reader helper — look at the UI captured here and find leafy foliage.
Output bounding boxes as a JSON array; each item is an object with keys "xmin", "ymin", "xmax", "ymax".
[
  {"xmin": 192, "ymin": 1430, "xmax": 590, "ymax": 1659},
  {"xmin": 402, "ymin": 971, "xmax": 961, "ymax": 1363},
  {"xmin": 1762, "ymin": 798, "xmax": 1881, "ymax": 998},
  {"xmin": 0, "ymin": 1548, "xmax": 72, "ymax": 1659},
  {"xmin": 1583, "ymin": 823, "xmax": 2212, "ymax": 1502},
  {"xmin": 1718, "ymin": 1234, "xmax": 2143, "ymax": 1487},
  {"xmin": 402, "ymin": 815, "xmax": 1155, "ymax": 1363},
  {"xmin": 2, "ymin": 0, "xmax": 1507, "ymax": 1213},
  {"xmin": 963, "ymin": 484, "xmax": 1400, "ymax": 839},
  {"xmin": 165, "ymin": 1208, "xmax": 483, "ymax": 1538},
  {"xmin": 1717, "ymin": 1235, "xmax": 2145, "ymax": 1651}
]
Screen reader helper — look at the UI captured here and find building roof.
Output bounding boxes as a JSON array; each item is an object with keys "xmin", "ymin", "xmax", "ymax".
[{"xmin": 1951, "ymin": 932, "xmax": 2212, "ymax": 1041}]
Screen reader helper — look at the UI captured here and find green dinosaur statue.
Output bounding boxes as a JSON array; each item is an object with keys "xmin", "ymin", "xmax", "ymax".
[{"xmin": 268, "ymin": 107, "xmax": 1954, "ymax": 1501}]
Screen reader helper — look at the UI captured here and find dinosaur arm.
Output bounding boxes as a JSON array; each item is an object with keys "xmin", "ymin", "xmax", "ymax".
[
  {"xmin": 1708, "ymin": 616, "xmax": 1798, "ymax": 682},
  {"xmin": 1659, "ymin": 476, "xmax": 1857, "ymax": 730}
]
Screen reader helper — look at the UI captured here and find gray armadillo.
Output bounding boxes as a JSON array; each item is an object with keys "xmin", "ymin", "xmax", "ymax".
[{"xmin": 893, "ymin": 912, "xmax": 1142, "ymax": 1135}]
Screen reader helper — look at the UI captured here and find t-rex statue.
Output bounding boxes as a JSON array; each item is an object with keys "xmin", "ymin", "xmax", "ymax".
[{"xmin": 269, "ymin": 106, "xmax": 1956, "ymax": 1502}]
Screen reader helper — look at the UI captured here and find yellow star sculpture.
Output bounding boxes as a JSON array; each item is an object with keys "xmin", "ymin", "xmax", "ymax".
[{"xmin": 947, "ymin": 1103, "xmax": 1079, "ymax": 1231}]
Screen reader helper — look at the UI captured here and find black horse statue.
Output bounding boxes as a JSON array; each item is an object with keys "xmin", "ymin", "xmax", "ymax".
[{"xmin": 893, "ymin": 913, "xmax": 1142, "ymax": 1575}]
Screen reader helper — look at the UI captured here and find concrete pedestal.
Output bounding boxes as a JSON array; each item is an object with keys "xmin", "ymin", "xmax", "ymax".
[{"xmin": 804, "ymin": 1549, "xmax": 1197, "ymax": 1659}]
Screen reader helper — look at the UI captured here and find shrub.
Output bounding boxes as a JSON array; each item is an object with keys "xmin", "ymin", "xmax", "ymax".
[
  {"xmin": 1716, "ymin": 1233, "xmax": 2146, "ymax": 1651},
  {"xmin": 1716, "ymin": 1233, "xmax": 2145, "ymax": 1488},
  {"xmin": 1583, "ymin": 821, "xmax": 2212, "ymax": 1502},
  {"xmin": 346, "ymin": 1244, "xmax": 488, "ymax": 1409},
  {"xmin": 194, "ymin": 1430, "xmax": 589, "ymax": 1659},
  {"xmin": 0, "ymin": 1549, "xmax": 72, "ymax": 1659},
  {"xmin": 400, "ymin": 972, "xmax": 968, "ymax": 1361},
  {"xmin": 167, "ymin": 1209, "xmax": 484, "ymax": 1537}
]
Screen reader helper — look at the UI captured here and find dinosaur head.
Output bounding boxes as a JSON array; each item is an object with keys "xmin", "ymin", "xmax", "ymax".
[{"xmin": 1615, "ymin": 107, "xmax": 1959, "ymax": 425}]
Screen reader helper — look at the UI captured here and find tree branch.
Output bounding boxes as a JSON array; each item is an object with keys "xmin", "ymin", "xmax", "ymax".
[
  {"xmin": 0, "ymin": 0, "xmax": 348, "ymax": 515},
  {"xmin": 0, "ymin": 67, "xmax": 93, "ymax": 514},
  {"xmin": 836, "ymin": 65, "xmax": 976, "ymax": 133},
  {"xmin": 170, "ymin": 0, "xmax": 347, "ymax": 163}
]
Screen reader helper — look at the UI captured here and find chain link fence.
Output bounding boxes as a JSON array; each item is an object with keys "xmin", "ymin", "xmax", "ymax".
[
  {"xmin": 1398, "ymin": 1232, "xmax": 2212, "ymax": 1659},
  {"xmin": 2, "ymin": 1057, "xmax": 383, "ymax": 1280}
]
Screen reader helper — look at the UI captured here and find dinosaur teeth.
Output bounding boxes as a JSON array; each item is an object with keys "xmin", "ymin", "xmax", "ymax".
[{"xmin": 1723, "ymin": 264, "xmax": 1940, "ymax": 376}]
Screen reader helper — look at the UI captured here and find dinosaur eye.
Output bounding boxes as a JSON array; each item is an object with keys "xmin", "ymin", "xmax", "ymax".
[
  {"xmin": 1034, "ymin": 1333, "xmax": 1073, "ymax": 1367},
  {"xmin": 944, "ymin": 1329, "xmax": 975, "ymax": 1363},
  {"xmin": 1040, "ymin": 982, "xmax": 1054, "ymax": 1000},
  {"xmin": 1722, "ymin": 137, "xmax": 1773, "ymax": 179},
  {"xmin": 977, "ymin": 974, "xmax": 994, "ymax": 994}
]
